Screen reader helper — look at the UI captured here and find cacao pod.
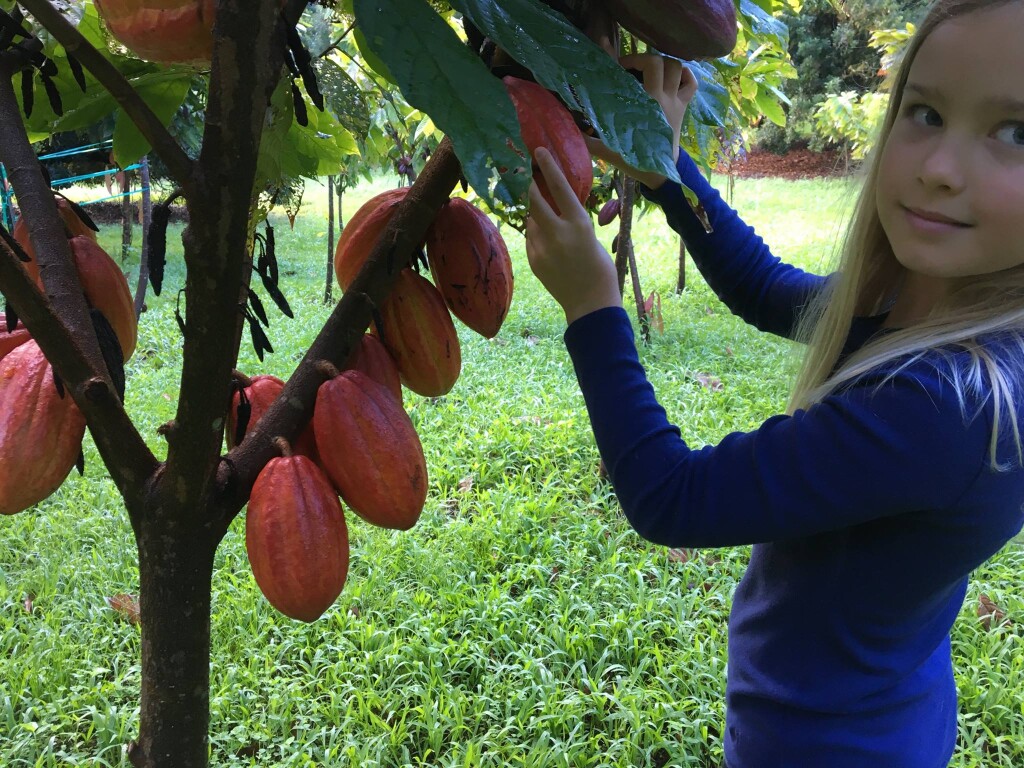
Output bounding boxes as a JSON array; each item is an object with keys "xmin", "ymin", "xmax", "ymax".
[
  {"xmin": 94, "ymin": 0, "xmax": 217, "ymax": 65},
  {"xmin": 0, "ymin": 318, "xmax": 31, "ymax": 363},
  {"xmin": 598, "ymin": 198, "xmax": 621, "ymax": 226},
  {"xmin": 503, "ymin": 76, "xmax": 593, "ymax": 213},
  {"xmin": 226, "ymin": 373, "xmax": 318, "ymax": 461},
  {"xmin": 13, "ymin": 197, "xmax": 98, "ymax": 283},
  {"xmin": 347, "ymin": 334, "xmax": 402, "ymax": 403},
  {"xmin": 601, "ymin": 0, "xmax": 737, "ymax": 60},
  {"xmin": 0, "ymin": 341, "xmax": 87, "ymax": 515},
  {"xmin": 313, "ymin": 369, "xmax": 427, "ymax": 530},
  {"xmin": 246, "ymin": 452, "xmax": 349, "ymax": 622},
  {"xmin": 375, "ymin": 269, "xmax": 461, "ymax": 398},
  {"xmin": 425, "ymin": 198, "xmax": 513, "ymax": 339},
  {"xmin": 69, "ymin": 237, "xmax": 138, "ymax": 361},
  {"xmin": 334, "ymin": 188, "xmax": 410, "ymax": 291}
]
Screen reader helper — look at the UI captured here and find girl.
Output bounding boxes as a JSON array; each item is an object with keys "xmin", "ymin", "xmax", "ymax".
[{"xmin": 524, "ymin": 1, "xmax": 1024, "ymax": 766}]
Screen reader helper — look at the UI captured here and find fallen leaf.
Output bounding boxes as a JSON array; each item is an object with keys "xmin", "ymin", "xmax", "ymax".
[
  {"xmin": 704, "ymin": 306, "xmax": 715, "ymax": 316},
  {"xmin": 597, "ymin": 459, "xmax": 608, "ymax": 479},
  {"xmin": 668, "ymin": 548, "xmax": 692, "ymax": 564},
  {"xmin": 23, "ymin": 592, "xmax": 35, "ymax": 614},
  {"xmin": 525, "ymin": 335, "xmax": 541, "ymax": 346},
  {"xmin": 695, "ymin": 373, "xmax": 723, "ymax": 391},
  {"xmin": 458, "ymin": 475, "xmax": 474, "ymax": 493},
  {"xmin": 107, "ymin": 593, "xmax": 141, "ymax": 625},
  {"xmin": 978, "ymin": 594, "xmax": 1009, "ymax": 630},
  {"xmin": 724, "ymin": 346, "xmax": 734, "ymax": 357},
  {"xmin": 488, "ymin": 337, "xmax": 509, "ymax": 346}
]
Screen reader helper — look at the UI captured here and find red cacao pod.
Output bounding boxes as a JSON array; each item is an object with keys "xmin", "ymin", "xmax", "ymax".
[
  {"xmin": 0, "ymin": 341, "xmax": 87, "ymax": 515},
  {"xmin": 601, "ymin": 0, "xmax": 737, "ymax": 60},
  {"xmin": 375, "ymin": 269, "xmax": 461, "ymax": 398},
  {"xmin": 0, "ymin": 318, "xmax": 31, "ymax": 364},
  {"xmin": 313, "ymin": 369, "xmax": 428, "ymax": 530},
  {"xmin": 226, "ymin": 373, "xmax": 318, "ymax": 461},
  {"xmin": 69, "ymin": 237, "xmax": 138, "ymax": 361},
  {"xmin": 246, "ymin": 452, "xmax": 349, "ymax": 622},
  {"xmin": 334, "ymin": 188, "xmax": 410, "ymax": 291},
  {"xmin": 347, "ymin": 334, "xmax": 402, "ymax": 403},
  {"xmin": 425, "ymin": 198, "xmax": 513, "ymax": 339},
  {"xmin": 503, "ymin": 76, "xmax": 593, "ymax": 213},
  {"xmin": 94, "ymin": 0, "xmax": 217, "ymax": 65},
  {"xmin": 13, "ymin": 198, "xmax": 98, "ymax": 284}
]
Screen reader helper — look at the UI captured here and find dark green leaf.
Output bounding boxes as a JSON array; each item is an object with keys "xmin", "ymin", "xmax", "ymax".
[
  {"xmin": 683, "ymin": 61, "xmax": 730, "ymax": 131},
  {"xmin": 90, "ymin": 308, "xmax": 125, "ymax": 402},
  {"xmin": 353, "ymin": 0, "xmax": 530, "ymax": 205},
  {"xmin": 20, "ymin": 68, "xmax": 33, "ymax": 118},
  {"xmin": 452, "ymin": 0, "xmax": 679, "ymax": 184},
  {"xmin": 248, "ymin": 288, "xmax": 269, "ymax": 327},
  {"xmin": 4, "ymin": 302, "xmax": 18, "ymax": 332},
  {"xmin": 739, "ymin": 0, "xmax": 788, "ymax": 48},
  {"xmin": 312, "ymin": 58, "xmax": 370, "ymax": 139}
]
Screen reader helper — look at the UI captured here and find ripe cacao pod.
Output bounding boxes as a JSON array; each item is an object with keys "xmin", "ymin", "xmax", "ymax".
[
  {"xmin": 375, "ymin": 269, "xmax": 461, "ymax": 398},
  {"xmin": 13, "ymin": 198, "xmax": 98, "ymax": 283},
  {"xmin": 69, "ymin": 237, "xmax": 138, "ymax": 361},
  {"xmin": 226, "ymin": 373, "xmax": 318, "ymax": 461},
  {"xmin": 0, "ymin": 318, "xmax": 31, "ymax": 363},
  {"xmin": 347, "ymin": 334, "xmax": 402, "ymax": 403},
  {"xmin": 0, "ymin": 341, "xmax": 87, "ymax": 515},
  {"xmin": 601, "ymin": 0, "xmax": 737, "ymax": 60},
  {"xmin": 425, "ymin": 198, "xmax": 513, "ymax": 339},
  {"xmin": 503, "ymin": 76, "xmax": 593, "ymax": 213},
  {"xmin": 246, "ymin": 452, "xmax": 349, "ymax": 622},
  {"xmin": 313, "ymin": 369, "xmax": 427, "ymax": 530},
  {"xmin": 598, "ymin": 198, "xmax": 621, "ymax": 226},
  {"xmin": 334, "ymin": 188, "xmax": 410, "ymax": 291},
  {"xmin": 94, "ymin": 0, "xmax": 217, "ymax": 65}
]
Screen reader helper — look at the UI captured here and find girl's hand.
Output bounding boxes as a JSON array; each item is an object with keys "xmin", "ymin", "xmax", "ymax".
[
  {"xmin": 526, "ymin": 147, "xmax": 621, "ymax": 325},
  {"xmin": 586, "ymin": 54, "xmax": 698, "ymax": 189}
]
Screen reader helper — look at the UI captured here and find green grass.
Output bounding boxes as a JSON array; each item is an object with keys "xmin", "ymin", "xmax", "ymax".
[{"xmin": 1, "ymin": 172, "xmax": 1021, "ymax": 767}]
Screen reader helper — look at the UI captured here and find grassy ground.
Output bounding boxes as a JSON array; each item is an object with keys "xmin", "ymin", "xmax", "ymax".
[{"xmin": 1, "ymin": 172, "xmax": 1021, "ymax": 767}]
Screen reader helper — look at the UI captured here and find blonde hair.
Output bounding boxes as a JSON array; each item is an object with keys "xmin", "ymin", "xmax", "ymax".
[{"xmin": 787, "ymin": 0, "xmax": 1024, "ymax": 468}]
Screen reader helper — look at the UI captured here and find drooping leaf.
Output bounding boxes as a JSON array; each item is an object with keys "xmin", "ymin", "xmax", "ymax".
[
  {"xmin": 353, "ymin": 0, "xmax": 529, "ymax": 205},
  {"xmin": 452, "ymin": 0, "xmax": 679, "ymax": 184},
  {"xmin": 112, "ymin": 73, "xmax": 191, "ymax": 166},
  {"xmin": 312, "ymin": 57, "xmax": 370, "ymax": 139}
]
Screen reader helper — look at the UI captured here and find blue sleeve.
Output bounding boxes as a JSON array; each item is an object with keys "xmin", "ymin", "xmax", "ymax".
[
  {"xmin": 564, "ymin": 307, "xmax": 989, "ymax": 548},
  {"xmin": 641, "ymin": 152, "xmax": 831, "ymax": 340}
]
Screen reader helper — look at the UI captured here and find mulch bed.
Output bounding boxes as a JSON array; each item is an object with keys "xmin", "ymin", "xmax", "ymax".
[{"xmin": 717, "ymin": 147, "xmax": 852, "ymax": 180}]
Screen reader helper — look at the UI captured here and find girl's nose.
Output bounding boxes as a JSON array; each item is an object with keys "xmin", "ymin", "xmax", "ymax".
[{"xmin": 916, "ymin": 136, "xmax": 967, "ymax": 193}]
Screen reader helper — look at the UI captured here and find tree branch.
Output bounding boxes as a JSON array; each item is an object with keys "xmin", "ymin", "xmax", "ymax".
[
  {"xmin": 17, "ymin": 0, "xmax": 195, "ymax": 191},
  {"xmin": 217, "ymin": 137, "xmax": 463, "ymax": 527}
]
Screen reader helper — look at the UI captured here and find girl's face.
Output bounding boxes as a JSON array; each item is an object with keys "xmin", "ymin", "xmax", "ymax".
[{"xmin": 876, "ymin": 2, "xmax": 1024, "ymax": 310}]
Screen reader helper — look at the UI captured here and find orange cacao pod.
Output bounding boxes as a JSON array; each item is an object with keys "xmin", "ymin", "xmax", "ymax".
[
  {"xmin": 246, "ymin": 452, "xmax": 349, "ymax": 622},
  {"xmin": 314, "ymin": 369, "xmax": 428, "ymax": 530},
  {"xmin": 347, "ymin": 334, "xmax": 402, "ymax": 403},
  {"xmin": 0, "ymin": 341, "xmax": 87, "ymax": 515},
  {"xmin": 226, "ymin": 373, "xmax": 318, "ymax": 461},
  {"xmin": 334, "ymin": 188, "xmax": 410, "ymax": 291},
  {"xmin": 601, "ymin": 0, "xmax": 737, "ymax": 60},
  {"xmin": 13, "ymin": 198, "xmax": 98, "ymax": 284},
  {"xmin": 503, "ymin": 76, "xmax": 593, "ymax": 212},
  {"xmin": 0, "ymin": 318, "xmax": 31, "ymax": 364},
  {"xmin": 68, "ymin": 236, "xmax": 138, "ymax": 361},
  {"xmin": 426, "ymin": 198, "xmax": 513, "ymax": 339},
  {"xmin": 375, "ymin": 269, "xmax": 461, "ymax": 397},
  {"xmin": 94, "ymin": 0, "xmax": 217, "ymax": 65}
]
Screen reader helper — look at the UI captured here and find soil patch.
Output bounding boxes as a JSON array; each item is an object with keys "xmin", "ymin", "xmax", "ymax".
[{"xmin": 717, "ymin": 147, "xmax": 852, "ymax": 180}]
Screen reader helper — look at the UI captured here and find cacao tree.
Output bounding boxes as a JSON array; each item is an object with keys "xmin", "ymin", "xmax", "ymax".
[{"xmin": 0, "ymin": 0, "xmax": 788, "ymax": 765}]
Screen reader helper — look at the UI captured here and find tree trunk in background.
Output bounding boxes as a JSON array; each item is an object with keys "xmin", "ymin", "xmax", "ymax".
[
  {"xmin": 613, "ymin": 173, "xmax": 628, "ymax": 294},
  {"xmin": 613, "ymin": 176, "xmax": 649, "ymax": 341},
  {"xmin": 325, "ymin": 175, "xmax": 335, "ymax": 304},
  {"xmin": 133, "ymin": 157, "xmax": 152, "ymax": 318},
  {"xmin": 121, "ymin": 168, "xmax": 133, "ymax": 264},
  {"xmin": 676, "ymin": 236, "xmax": 686, "ymax": 294}
]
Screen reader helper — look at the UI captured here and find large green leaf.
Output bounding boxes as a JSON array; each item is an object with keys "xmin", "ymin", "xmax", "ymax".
[
  {"xmin": 111, "ymin": 74, "xmax": 191, "ymax": 166},
  {"xmin": 452, "ymin": 0, "xmax": 679, "ymax": 184},
  {"xmin": 313, "ymin": 58, "xmax": 371, "ymax": 140},
  {"xmin": 684, "ymin": 61, "xmax": 731, "ymax": 130},
  {"xmin": 739, "ymin": 0, "xmax": 789, "ymax": 48},
  {"xmin": 353, "ymin": 0, "xmax": 529, "ymax": 205}
]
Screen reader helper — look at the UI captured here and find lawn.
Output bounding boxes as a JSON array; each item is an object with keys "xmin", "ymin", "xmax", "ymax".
[{"xmin": 1, "ymin": 171, "xmax": 1021, "ymax": 767}]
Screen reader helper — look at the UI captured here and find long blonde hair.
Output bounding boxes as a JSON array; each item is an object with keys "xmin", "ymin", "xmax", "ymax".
[{"xmin": 787, "ymin": 0, "xmax": 1024, "ymax": 468}]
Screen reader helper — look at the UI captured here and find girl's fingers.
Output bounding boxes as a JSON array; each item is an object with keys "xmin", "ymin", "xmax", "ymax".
[
  {"xmin": 533, "ymin": 148, "xmax": 582, "ymax": 218},
  {"xmin": 527, "ymin": 177, "xmax": 555, "ymax": 224}
]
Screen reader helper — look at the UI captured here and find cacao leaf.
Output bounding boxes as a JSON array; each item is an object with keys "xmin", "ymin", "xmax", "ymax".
[
  {"xmin": 20, "ymin": 68, "xmax": 33, "ymax": 118},
  {"xmin": 57, "ymin": 193, "xmax": 100, "ymax": 233},
  {"xmin": 174, "ymin": 289, "xmax": 186, "ymax": 336},
  {"xmin": 66, "ymin": 54, "xmax": 87, "ymax": 93},
  {"xmin": 40, "ymin": 72, "xmax": 63, "ymax": 117},
  {"xmin": 247, "ymin": 311, "xmax": 274, "ymax": 362},
  {"xmin": 53, "ymin": 369, "xmax": 65, "ymax": 399},
  {"xmin": 266, "ymin": 224, "xmax": 277, "ymax": 284},
  {"xmin": 311, "ymin": 58, "xmax": 370, "ymax": 139},
  {"xmin": 248, "ymin": 288, "xmax": 269, "ymax": 327},
  {"xmin": 352, "ymin": 0, "xmax": 529, "ymax": 205},
  {"xmin": 4, "ymin": 302, "xmax": 17, "ymax": 333},
  {"xmin": 0, "ymin": 225, "xmax": 30, "ymax": 262},
  {"xmin": 75, "ymin": 448, "xmax": 85, "ymax": 476},
  {"xmin": 91, "ymin": 308, "xmax": 126, "ymax": 402},
  {"xmin": 291, "ymin": 82, "xmax": 308, "ymax": 127},
  {"xmin": 0, "ymin": 8, "xmax": 31, "ymax": 43},
  {"xmin": 233, "ymin": 384, "xmax": 251, "ymax": 448},
  {"xmin": 452, "ymin": 0, "xmax": 679, "ymax": 184},
  {"xmin": 260, "ymin": 275, "xmax": 293, "ymax": 319},
  {"xmin": 286, "ymin": 25, "xmax": 324, "ymax": 111}
]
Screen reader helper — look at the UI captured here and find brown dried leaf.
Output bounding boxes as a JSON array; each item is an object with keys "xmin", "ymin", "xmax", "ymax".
[
  {"xmin": 978, "ymin": 594, "xmax": 1008, "ymax": 630},
  {"xmin": 23, "ymin": 592, "xmax": 35, "ymax": 614},
  {"xmin": 695, "ymin": 373, "xmax": 724, "ymax": 391},
  {"xmin": 458, "ymin": 475, "xmax": 474, "ymax": 493},
  {"xmin": 667, "ymin": 548, "xmax": 692, "ymax": 564},
  {"xmin": 107, "ymin": 593, "xmax": 140, "ymax": 625}
]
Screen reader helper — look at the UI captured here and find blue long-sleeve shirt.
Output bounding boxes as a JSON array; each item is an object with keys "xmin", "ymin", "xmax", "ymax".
[{"xmin": 562, "ymin": 153, "xmax": 1024, "ymax": 768}]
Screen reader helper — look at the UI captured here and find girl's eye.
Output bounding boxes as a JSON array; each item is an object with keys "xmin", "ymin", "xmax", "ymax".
[
  {"xmin": 994, "ymin": 122, "xmax": 1024, "ymax": 147},
  {"xmin": 907, "ymin": 104, "xmax": 942, "ymax": 127}
]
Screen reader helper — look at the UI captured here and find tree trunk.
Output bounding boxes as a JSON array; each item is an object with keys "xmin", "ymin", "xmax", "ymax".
[
  {"xmin": 121, "ymin": 169, "xmax": 134, "ymax": 264},
  {"xmin": 129, "ymin": 515, "xmax": 219, "ymax": 768},
  {"xmin": 676, "ymin": 236, "xmax": 686, "ymax": 294},
  {"xmin": 133, "ymin": 156, "xmax": 152, "ymax": 318},
  {"xmin": 613, "ymin": 176, "xmax": 648, "ymax": 341},
  {"xmin": 325, "ymin": 175, "xmax": 334, "ymax": 304},
  {"xmin": 612, "ymin": 174, "xmax": 628, "ymax": 294}
]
